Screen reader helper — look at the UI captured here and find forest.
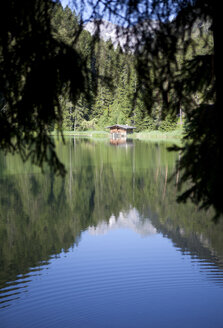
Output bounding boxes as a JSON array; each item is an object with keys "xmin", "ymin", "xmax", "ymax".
[{"xmin": 51, "ymin": 3, "xmax": 212, "ymax": 133}]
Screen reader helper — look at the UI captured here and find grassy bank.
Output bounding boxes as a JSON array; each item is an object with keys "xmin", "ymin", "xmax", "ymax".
[
  {"xmin": 133, "ymin": 128, "xmax": 183, "ymax": 140},
  {"xmin": 50, "ymin": 127, "xmax": 184, "ymax": 141},
  {"xmin": 50, "ymin": 130, "xmax": 109, "ymax": 138}
]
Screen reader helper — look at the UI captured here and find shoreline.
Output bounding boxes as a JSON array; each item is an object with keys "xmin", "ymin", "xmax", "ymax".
[{"xmin": 50, "ymin": 129, "xmax": 183, "ymax": 142}]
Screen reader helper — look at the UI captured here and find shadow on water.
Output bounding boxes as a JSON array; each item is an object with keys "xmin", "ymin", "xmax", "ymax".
[{"xmin": 0, "ymin": 137, "xmax": 223, "ymax": 309}]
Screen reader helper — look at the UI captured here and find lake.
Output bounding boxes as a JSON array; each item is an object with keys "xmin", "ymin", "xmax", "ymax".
[{"xmin": 1, "ymin": 137, "xmax": 223, "ymax": 328}]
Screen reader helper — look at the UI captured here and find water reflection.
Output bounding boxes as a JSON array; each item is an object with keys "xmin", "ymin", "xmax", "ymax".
[
  {"xmin": 88, "ymin": 208, "xmax": 157, "ymax": 236},
  {"xmin": 1, "ymin": 138, "xmax": 223, "ymax": 314},
  {"xmin": 109, "ymin": 138, "xmax": 134, "ymax": 147}
]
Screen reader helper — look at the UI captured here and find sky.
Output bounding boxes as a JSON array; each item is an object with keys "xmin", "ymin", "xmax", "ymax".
[
  {"xmin": 60, "ymin": 0, "xmax": 112, "ymax": 23},
  {"xmin": 60, "ymin": 0, "xmax": 177, "ymax": 25},
  {"xmin": 59, "ymin": 0, "xmax": 146, "ymax": 26}
]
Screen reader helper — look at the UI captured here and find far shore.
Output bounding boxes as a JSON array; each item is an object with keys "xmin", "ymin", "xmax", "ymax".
[{"xmin": 50, "ymin": 128, "xmax": 183, "ymax": 142}]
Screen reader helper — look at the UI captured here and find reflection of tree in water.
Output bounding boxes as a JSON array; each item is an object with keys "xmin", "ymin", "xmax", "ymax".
[
  {"xmin": 148, "ymin": 212, "xmax": 223, "ymax": 285},
  {"xmin": 0, "ymin": 174, "xmax": 77, "ymax": 289},
  {"xmin": 0, "ymin": 139, "xmax": 223, "ymax": 302}
]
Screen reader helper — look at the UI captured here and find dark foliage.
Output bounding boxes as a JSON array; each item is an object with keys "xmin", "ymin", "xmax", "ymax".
[
  {"xmin": 0, "ymin": 0, "xmax": 89, "ymax": 175},
  {"xmin": 171, "ymin": 104, "xmax": 223, "ymax": 221}
]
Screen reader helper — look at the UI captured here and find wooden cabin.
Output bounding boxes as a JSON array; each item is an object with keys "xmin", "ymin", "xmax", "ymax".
[{"xmin": 107, "ymin": 124, "xmax": 136, "ymax": 138}]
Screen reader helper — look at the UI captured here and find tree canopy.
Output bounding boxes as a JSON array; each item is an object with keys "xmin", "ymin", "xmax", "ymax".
[{"xmin": 0, "ymin": 0, "xmax": 222, "ymax": 218}]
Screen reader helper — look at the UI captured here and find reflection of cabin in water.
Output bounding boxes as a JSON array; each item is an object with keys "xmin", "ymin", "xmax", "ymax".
[
  {"xmin": 107, "ymin": 124, "xmax": 136, "ymax": 138},
  {"xmin": 110, "ymin": 138, "xmax": 127, "ymax": 146},
  {"xmin": 110, "ymin": 139, "xmax": 134, "ymax": 147}
]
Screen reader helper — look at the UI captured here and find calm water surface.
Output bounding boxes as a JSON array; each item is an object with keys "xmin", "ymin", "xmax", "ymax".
[{"xmin": 1, "ymin": 138, "xmax": 223, "ymax": 327}]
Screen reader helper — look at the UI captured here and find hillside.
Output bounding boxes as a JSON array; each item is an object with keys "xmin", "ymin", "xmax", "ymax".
[{"xmin": 51, "ymin": 4, "xmax": 212, "ymax": 134}]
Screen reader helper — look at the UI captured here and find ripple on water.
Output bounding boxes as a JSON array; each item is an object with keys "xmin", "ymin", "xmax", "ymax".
[{"xmin": 1, "ymin": 233, "xmax": 223, "ymax": 328}]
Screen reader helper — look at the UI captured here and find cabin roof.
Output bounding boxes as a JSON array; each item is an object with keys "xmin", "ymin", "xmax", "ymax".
[{"xmin": 106, "ymin": 124, "xmax": 136, "ymax": 130}]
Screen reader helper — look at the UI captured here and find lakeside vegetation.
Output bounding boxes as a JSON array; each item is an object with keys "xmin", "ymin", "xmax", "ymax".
[{"xmin": 51, "ymin": 125, "xmax": 184, "ymax": 141}]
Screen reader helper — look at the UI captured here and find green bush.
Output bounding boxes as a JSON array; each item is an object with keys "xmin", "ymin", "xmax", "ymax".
[{"xmin": 158, "ymin": 114, "xmax": 178, "ymax": 132}]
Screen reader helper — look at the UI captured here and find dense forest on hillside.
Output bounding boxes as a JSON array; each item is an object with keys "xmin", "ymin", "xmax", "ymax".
[{"xmin": 51, "ymin": 4, "xmax": 212, "ymax": 133}]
